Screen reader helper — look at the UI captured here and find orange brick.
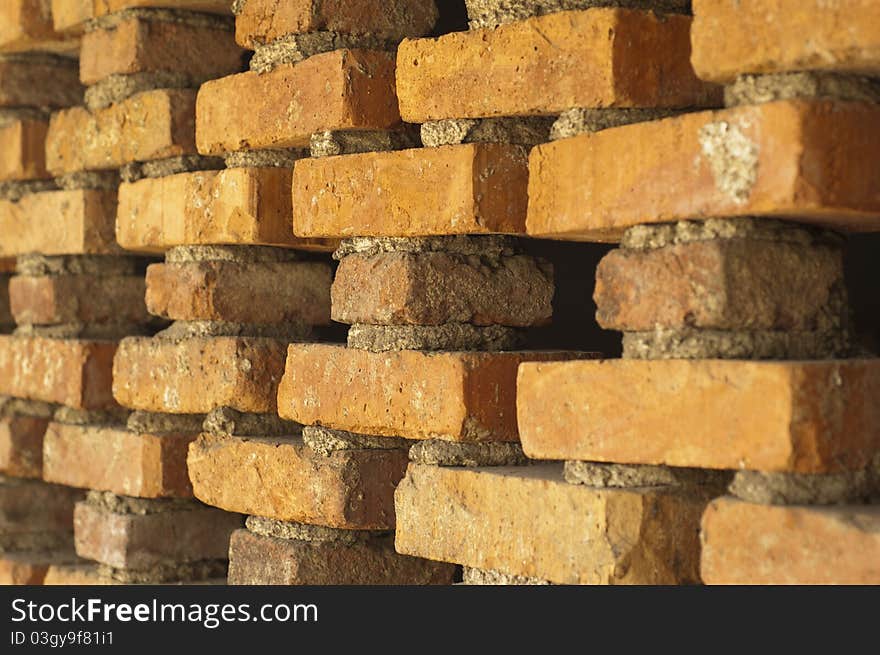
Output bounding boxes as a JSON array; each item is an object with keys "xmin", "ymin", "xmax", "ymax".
[
  {"xmin": 0, "ymin": 56, "xmax": 82, "ymax": 108},
  {"xmin": 518, "ymin": 358, "xmax": 880, "ymax": 474},
  {"xmin": 43, "ymin": 423, "xmax": 196, "ymax": 498},
  {"xmin": 146, "ymin": 260, "xmax": 331, "ymax": 325},
  {"xmin": 0, "ymin": 189, "xmax": 118, "ymax": 257},
  {"xmin": 0, "ymin": 414, "xmax": 49, "ymax": 478},
  {"xmin": 113, "ymin": 336, "xmax": 288, "ymax": 414},
  {"xmin": 527, "ymin": 100, "xmax": 880, "ymax": 241},
  {"xmin": 395, "ymin": 463, "xmax": 708, "ymax": 585},
  {"xmin": 188, "ymin": 433, "xmax": 407, "ymax": 529},
  {"xmin": 0, "ymin": 119, "xmax": 49, "ymax": 182},
  {"xmin": 0, "ymin": 0, "xmax": 78, "ymax": 54},
  {"xmin": 279, "ymin": 343, "xmax": 590, "ymax": 442},
  {"xmin": 0, "ymin": 258, "xmax": 14, "ymax": 273},
  {"xmin": 235, "ymin": 0, "xmax": 437, "ymax": 48},
  {"xmin": 46, "ymin": 88, "xmax": 197, "ymax": 175},
  {"xmin": 396, "ymin": 9, "xmax": 719, "ymax": 122},
  {"xmin": 293, "ymin": 144, "xmax": 529, "ymax": 238},
  {"xmin": 44, "ymin": 563, "xmax": 114, "ymax": 585},
  {"xmin": 692, "ymin": 0, "xmax": 880, "ymax": 83},
  {"xmin": 116, "ymin": 169, "xmax": 336, "ymax": 253},
  {"xmin": 0, "ymin": 335, "xmax": 118, "ymax": 409},
  {"xmin": 196, "ymin": 49, "xmax": 399, "ymax": 155},
  {"xmin": 80, "ymin": 17, "xmax": 243, "ymax": 86},
  {"xmin": 0, "ymin": 552, "xmax": 78, "ymax": 585},
  {"xmin": 701, "ymin": 497, "xmax": 880, "ymax": 584},
  {"xmin": 52, "ymin": 0, "xmax": 231, "ymax": 33}
]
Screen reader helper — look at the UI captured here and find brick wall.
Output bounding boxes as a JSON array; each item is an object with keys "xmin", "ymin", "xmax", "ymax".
[{"xmin": 0, "ymin": 0, "xmax": 878, "ymax": 585}]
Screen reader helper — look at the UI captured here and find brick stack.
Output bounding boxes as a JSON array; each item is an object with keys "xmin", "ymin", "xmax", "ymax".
[
  {"xmin": 27, "ymin": 0, "xmax": 246, "ymax": 586},
  {"xmin": 518, "ymin": 0, "xmax": 880, "ymax": 584}
]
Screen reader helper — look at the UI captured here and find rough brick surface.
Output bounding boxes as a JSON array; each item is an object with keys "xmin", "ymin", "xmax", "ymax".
[
  {"xmin": 80, "ymin": 17, "xmax": 243, "ymax": 86},
  {"xmin": 188, "ymin": 433, "xmax": 407, "ymax": 530},
  {"xmin": 692, "ymin": 0, "xmax": 880, "ymax": 83},
  {"xmin": 293, "ymin": 144, "xmax": 529, "ymax": 238},
  {"xmin": 228, "ymin": 529, "xmax": 455, "ymax": 585},
  {"xmin": 395, "ymin": 463, "xmax": 708, "ymax": 585},
  {"xmin": 527, "ymin": 100, "xmax": 880, "ymax": 241},
  {"xmin": 1, "ymin": 478, "xmax": 81, "ymax": 534},
  {"xmin": 196, "ymin": 50, "xmax": 399, "ymax": 155},
  {"xmin": 701, "ymin": 497, "xmax": 880, "ymax": 584},
  {"xmin": 116, "ymin": 169, "xmax": 336, "ymax": 252},
  {"xmin": 279, "ymin": 344, "xmax": 591, "ymax": 442},
  {"xmin": 0, "ymin": 57, "xmax": 82, "ymax": 108},
  {"xmin": 0, "ymin": 119, "xmax": 49, "ymax": 181},
  {"xmin": 46, "ymin": 89, "xmax": 197, "ymax": 175},
  {"xmin": 0, "ymin": 336, "xmax": 118, "ymax": 409},
  {"xmin": 52, "ymin": 1, "xmax": 231, "ymax": 32},
  {"xmin": 0, "ymin": 414, "xmax": 49, "ymax": 478},
  {"xmin": 43, "ymin": 423, "xmax": 196, "ymax": 498},
  {"xmin": 518, "ymin": 358, "xmax": 880, "ymax": 474},
  {"xmin": 0, "ymin": 0, "xmax": 77, "ymax": 54},
  {"xmin": 10, "ymin": 274, "xmax": 148, "ymax": 326},
  {"xmin": 0, "ymin": 189, "xmax": 118, "ymax": 257},
  {"xmin": 146, "ymin": 260, "xmax": 331, "ymax": 325},
  {"xmin": 396, "ymin": 9, "xmax": 719, "ymax": 122},
  {"xmin": 113, "ymin": 336, "xmax": 288, "ymax": 414},
  {"xmin": 0, "ymin": 552, "xmax": 78, "ymax": 585}
]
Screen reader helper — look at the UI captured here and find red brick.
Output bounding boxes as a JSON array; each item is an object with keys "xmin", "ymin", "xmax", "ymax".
[
  {"xmin": 0, "ymin": 56, "xmax": 81, "ymax": 108},
  {"xmin": 52, "ymin": 1, "xmax": 232, "ymax": 33},
  {"xmin": 0, "ymin": 414, "xmax": 49, "ymax": 478}
]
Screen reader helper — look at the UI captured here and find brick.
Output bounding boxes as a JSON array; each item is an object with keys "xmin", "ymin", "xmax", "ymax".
[
  {"xmin": 396, "ymin": 10, "xmax": 719, "ymax": 123},
  {"xmin": 527, "ymin": 100, "xmax": 880, "ymax": 241},
  {"xmin": 594, "ymin": 239, "xmax": 844, "ymax": 332},
  {"xmin": 188, "ymin": 433, "xmax": 407, "ymax": 530},
  {"xmin": 43, "ymin": 423, "xmax": 196, "ymax": 498},
  {"xmin": 293, "ymin": 144, "xmax": 529, "ymax": 238},
  {"xmin": 0, "ymin": 335, "xmax": 118, "ymax": 410},
  {"xmin": 0, "ymin": 552, "xmax": 78, "ymax": 585},
  {"xmin": 228, "ymin": 529, "xmax": 454, "ymax": 585},
  {"xmin": 0, "ymin": 414, "xmax": 49, "ymax": 478},
  {"xmin": 235, "ymin": 0, "xmax": 437, "ymax": 48},
  {"xmin": 146, "ymin": 260, "xmax": 331, "ymax": 325},
  {"xmin": 80, "ymin": 17, "xmax": 243, "ymax": 86},
  {"xmin": 73, "ymin": 500, "xmax": 240, "ymax": 569},
  {"xmin": 44, "ymin": 563, "xmax": 115, "ymax": 585},
  {"xmin": 0, "ymin": 0, "xmax": 78, "ymax": 54},
  {"xmin": 46, "ymin": 88, "xmax": 197, "ymax": 175},
  {"xmin": 395, "ymin": 463, "xmax": 708, "ymax": 585},
  {"xmin": 9, "ymin": 274, "xmax": 148, "ymax": 326},
  {"xmin": 0, "ymin": 258, "xmax": 14, "ymax": 273},
  {"xmin": 0, "ymin": 478, "xmax": 80, "ymax": 535},
  {"xmin": 0, "ymin": 119, "xmax": 49, "ymax": 181},
  {"xmin": 692, "ymin": 0, "xmax": 880, "ymax": 83},
  {"xmin": 0, "ymin": 56, "xmax": 82, "ymax": 108},
  {"xmin": 0, "ymin": 189, "xmax": 119, "ymax": 257},
  {"xmin": 196, "ymin": 49, "xmax": 399, "ymax": 155},
  {"xmin": 518, "ymin": 358, "xmax": 880, "ymax": 474},
  {"xmin": 332, "ymin": 251, "xmax": 553, "ymax": 327},
  {"xmin": 279, "ymin": 343, "xmax": 590, "ymax": 442},
  {"xmin": 113, "ymin": 336, "xmax": 288, "ymax": 414},
  {"xmin": 116, "ymin": 169, "xmax": 336, "ymax": 253},
  {"xmin": 701, "ymin": 497, "xmax": 880, "ymax": 584},
  {"xmin": 52, "ymin": 0, "xmax": 231, "ymax": 32}
]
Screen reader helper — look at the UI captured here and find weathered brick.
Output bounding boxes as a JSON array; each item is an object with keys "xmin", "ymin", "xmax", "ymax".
[
  {"xmin": 692, "ymin": 0, "xmax": 880, "ymax": 83},
  {"xmin": 0, "ymin": 0, "xmax": 78, "ymax": 54},
  {"xmin": 527, "ymin": 100, "xmax": 880, "ymax": 241},
  {"xmin": 235, "ymin": 0, "xmax": 437, "ymax": 48},
  {"xmin": 395, "ymin": 463, "xmax": 708, "ymax": 585},
  {"xmin": 396, "ymin": 9, "xmax": 719, "ymax": 122},
  {"xmin": 701, "ymin": 497, "xmax": 880, "ymax": 584},
  {"xmin": 0, "ymin": 414, "xmax": 49, "ymax": 478},
  {"xmin": 0, "ymin": 56, "xmax": 82, "ymax": 108},
  {"xmin": 43, "ymin": 423, "xmax": 196, "ymax": 498},
  {"xmin": 0, "ymin": 477, "xmax": 81, "ymax": 535},
  {"xmin": 196, "ymin": 49, "xmax": 399, "ymax": 155},
  {"xmin": 113, "ymin": 336, "xmax": 287, "ymax": 414},
  {"xmin": 0, "ymin": 336, "xmax": 118, "ymax": 409},
  {"xmin": 0, "ymin": 551, "xmax": 78, "ymax": 585},
  {"xmin": 293, "ymin": 144, "xmax": 529, "ymax": 238},
  {"xmin": 0, "ymin": 189, "xmax": 119, "ymax": 257},
  {"xmin": 188, "ymin": 433, "xmax": 407, "ymax": 529},
  {"xmin": 80, "ymin": 17, "xmax": 243, "ymax": 86},
  {"xmin": 279, "ymin": 344, "xmax": 590, "ymax": 442},
  {"xmin": 9, "ymin": 274, "xmax": 148, "ymax": 326},
  {"xmin": 146, "ymin": 260, "xmax": 331, "ymax": 325},
  {"xmin": 518, "ymin": 358, "xmax": 880, "ymax": 474},
  {"xmin": 43, "ymin": 563, "xmax": 114, "ymax": 585},
  {"xmin": 116, "ymin": 169, "xmax": 336, "ymax": 253},
  {"xmin": 73, "ymin": 499, "xmax": 240, "ymax": 569},
  {"xmin": 0, "ymin": 119, "xmax": 49, "ymax": 181},
  {"xmin": 52, "ymin": 0, "xmax": 231, "ymax": 33},
  {"xmin": 46, "ymin": 88, "xmax": 197, "ymax": 175},
  {"xmin": 332, "ymin": 251, "xmax": 553, "ymax": 327},
  {"xmin": 228, "ymin": 529, "xmax": 455, "ymax": 585},
  {"xmin": 594, "ymin": 239, "xmax": 844, "ymax": 332}
]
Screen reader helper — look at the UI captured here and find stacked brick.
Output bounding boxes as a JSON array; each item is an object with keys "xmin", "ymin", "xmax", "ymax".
[
  {"xmin": 518, "ymin": 0, "xmax": 880, "ymax": 584},
  {"xmin": 25, "ymin": 0, "xmax": 246, "ymax": 586}
]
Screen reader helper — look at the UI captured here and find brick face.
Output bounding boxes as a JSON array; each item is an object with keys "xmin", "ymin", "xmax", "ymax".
[{"xmin": 0, "ymin": 119, "xmax": 49, "ymax": 182}]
